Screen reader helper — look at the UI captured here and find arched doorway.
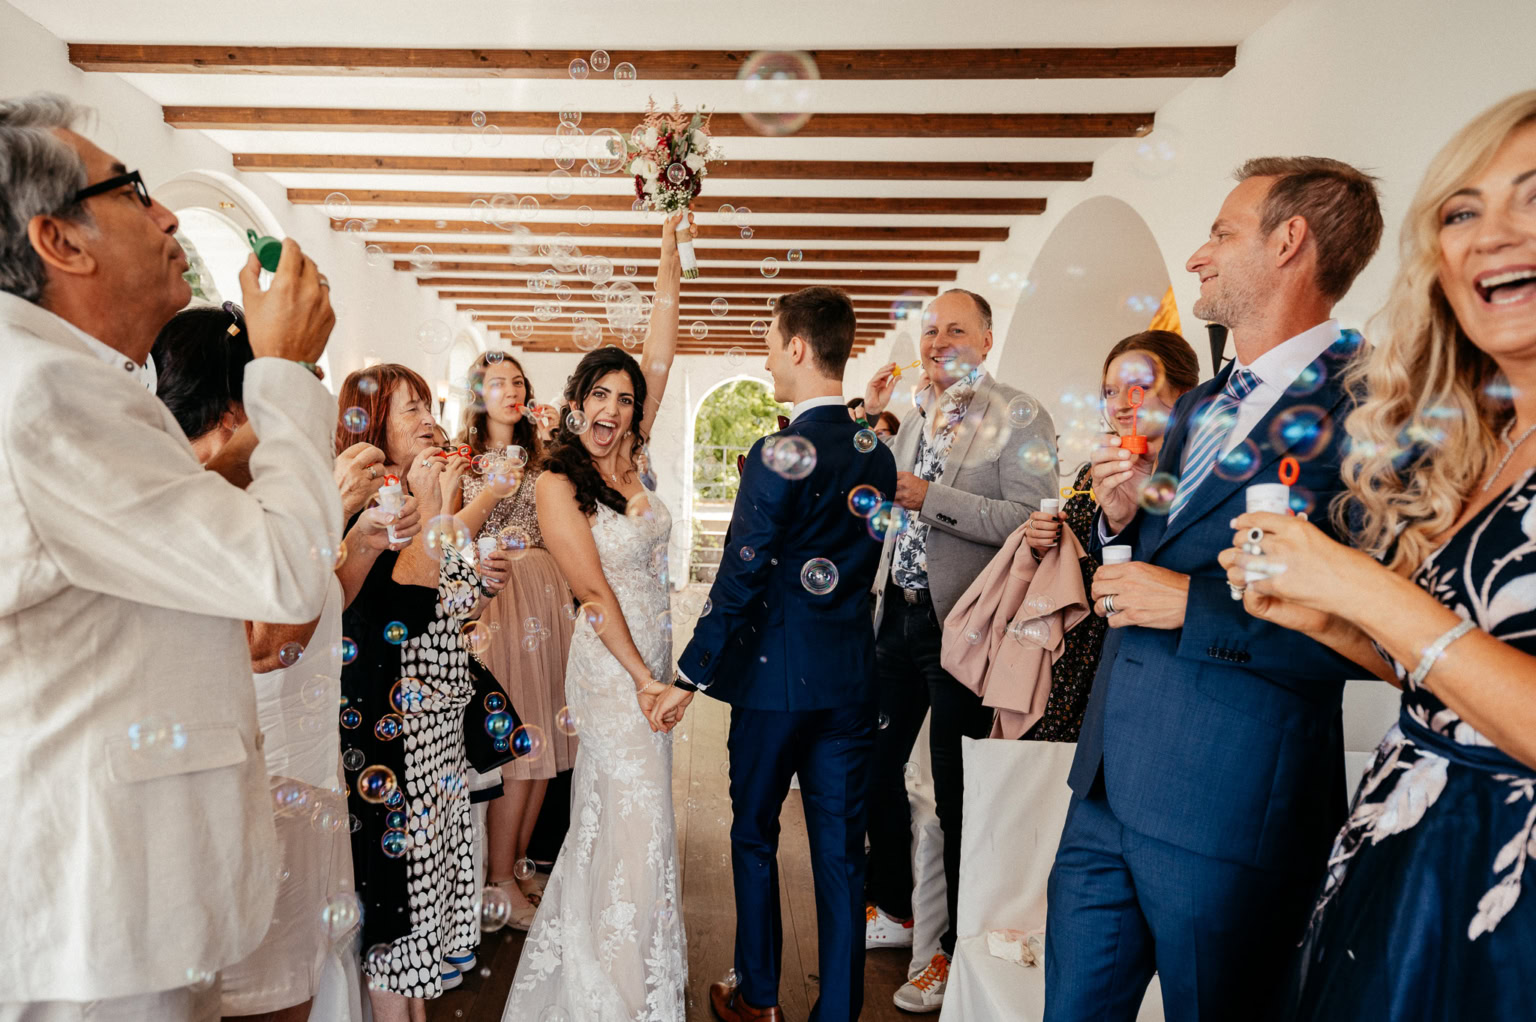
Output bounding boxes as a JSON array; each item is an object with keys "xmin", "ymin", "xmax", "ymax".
[
  {"xmin": 993, "ymin": 196, "xmax": 1176, "ymax": 483},
  {"xmin": 685, "ymin": 377, "xmax": 789, "ymax": 583}
]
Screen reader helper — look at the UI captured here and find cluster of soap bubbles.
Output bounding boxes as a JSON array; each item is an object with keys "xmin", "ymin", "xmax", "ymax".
[{"xmin": 569, "ymin": 50, "xmax": 637, "ymax": 83}]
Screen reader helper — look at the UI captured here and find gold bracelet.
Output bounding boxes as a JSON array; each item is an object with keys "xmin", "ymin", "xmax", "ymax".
[{"xmin": 636, "ymin": 680, "xmax": 662, "ymax": 695}]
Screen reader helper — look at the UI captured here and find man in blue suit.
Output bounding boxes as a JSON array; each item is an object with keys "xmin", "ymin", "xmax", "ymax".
[
  {"xmin": 655, "ymin": 286, "xmax": 897, "ymax": 1022},
  {"xmin": 1044, "ymin": 158, "xmax": 1385, "ymax": 1022}
]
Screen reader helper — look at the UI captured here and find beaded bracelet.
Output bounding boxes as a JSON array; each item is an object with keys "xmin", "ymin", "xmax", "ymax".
[{"xmin": 1407, "ymin": 618, "xmax": 1477, "ymax": 688}]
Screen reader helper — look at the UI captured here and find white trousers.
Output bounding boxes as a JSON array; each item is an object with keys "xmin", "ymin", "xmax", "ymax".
[{"xmin": 0, "ymin": 981, "xmax": 220, "ymax": 1022}]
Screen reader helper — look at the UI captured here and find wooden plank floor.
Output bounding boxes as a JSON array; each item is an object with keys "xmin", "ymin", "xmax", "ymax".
[{"xmin": 429, "ymin": 588, "xmax": 912, "ymax": 1021}]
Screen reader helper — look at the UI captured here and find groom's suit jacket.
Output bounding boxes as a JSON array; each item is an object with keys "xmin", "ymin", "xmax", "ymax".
[
  {"xmin": 678, "ymin": 405, "xmax": 897, "ymax": 710},
  {"xmin": 1070, "ymin": 331, "xmax": 1364, "ymax": 872}
]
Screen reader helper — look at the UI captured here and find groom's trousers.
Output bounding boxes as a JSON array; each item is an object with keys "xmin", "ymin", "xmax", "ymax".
[{"xmin": 727, "ymin": 703, "xmax": 876, "ymax": 1022}]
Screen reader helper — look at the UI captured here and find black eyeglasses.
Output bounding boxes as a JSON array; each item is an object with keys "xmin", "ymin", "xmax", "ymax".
[{"xmin": 70, "ymin": 169, "xmax": 151, "ymax": 208}]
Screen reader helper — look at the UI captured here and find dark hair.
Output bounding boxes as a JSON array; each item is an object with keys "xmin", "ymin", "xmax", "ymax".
[
  {"xmin": 455, "ymin": 350, "xmax": 541, "ymax": 466},
  {"xmin": 1100, "ymin": 329, "xmax": 1201, "ymax": 399},
  {"xmin": 939, "ymin": 288, "xmax": 994, "ymax": 330},
  {"xmin": 334, "ymin": 363, "xmax": 433, "ymax": 458},
  {"xmin": 846, "ymin": 397, "xmax": 866, "ymax": 411},
  {"xmin": 772, "ymin": 286, "xmax": 857, "ymax": 378},
  {"xmin": 543, "ymin": 348, "xmax": 649, "ymax": 516},
  {"xmin": 876, "ymin": 411, "xmax": 901, "ymax": 436},
  {"xmin": 1235, "ymin": 156, "xmax": 1384, "ymax": 302},
  {"xmin": 151, "ymin": 304, "xmax": 254, "ymax": 442}
]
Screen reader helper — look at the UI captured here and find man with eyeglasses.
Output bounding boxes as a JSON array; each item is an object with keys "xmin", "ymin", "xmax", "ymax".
[{"xmin": 0, "ymin": 92, "xmax": 341, "ymax": 1021}]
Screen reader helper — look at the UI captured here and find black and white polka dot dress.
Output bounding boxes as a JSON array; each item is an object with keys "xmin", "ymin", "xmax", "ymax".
[{"xmin": 351, "ymin": 541, "xmax": 481, "ymax": 997}]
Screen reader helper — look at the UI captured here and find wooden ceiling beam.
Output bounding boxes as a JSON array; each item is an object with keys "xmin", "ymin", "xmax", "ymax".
[
  {"xmin": 455, "ymin": 300, "xmax": 900, "ymax": 312},
  {"xmin": 402, "ymin": 264, "xmax": 957, "ymax": 281},
  {"xmin": 300, "ymin": 190, "xmax": 1045, "ymax": 216},
  {"xmin": 236, "ymin": 153, "xmax": 1092, "ymax": 180},
  {"xmin": 364, "ymin": 240, "xmax": 977, "ymax": 263},
  {"xmin": 72, "ymin": 45, "xmax": 1236, "ymax": 80},
  {"xmin": 432, "ymin": 283, "xmax": 938, "ymax": 297},
  {"xmin": 169, "ymin": 107, "xmax": 1153, "ymax": 139},
  {"xmin": 339, "ymin": 219, "xmax": 1010, "ymax": 242}
]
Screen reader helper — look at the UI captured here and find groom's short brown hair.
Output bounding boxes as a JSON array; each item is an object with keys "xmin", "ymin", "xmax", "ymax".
[{"xmin": 772, "ymin": 286, "xmax": 857, "ymax": 378}]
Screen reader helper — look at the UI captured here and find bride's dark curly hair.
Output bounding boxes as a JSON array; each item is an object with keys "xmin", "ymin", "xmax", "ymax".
[{"xmin": 543, "ymin": 347, "xmax": 650, "ymax": 516}]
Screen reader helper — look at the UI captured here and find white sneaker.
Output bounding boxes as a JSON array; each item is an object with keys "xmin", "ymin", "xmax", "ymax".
[
  {"xmin": 865, "ymin": 903, "xmax": 915, "ymax": 950},
  {"xmin": 892, "ymin": 951, "xmax": 949, "ymax": 1013}
]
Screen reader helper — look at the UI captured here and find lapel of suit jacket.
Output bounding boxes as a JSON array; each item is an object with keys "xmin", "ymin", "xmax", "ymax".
[
  {"xmin": 938, "ymin": 372, "xmax": 995, "ymax": 487},
  {"xmin": 1150, "ymin": 334, "xmax": 1357, "ymax": 554}
]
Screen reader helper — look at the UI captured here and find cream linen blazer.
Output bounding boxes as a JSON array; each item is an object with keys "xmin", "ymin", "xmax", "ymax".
[{"xmin": 0, "ymin": 292, "xmax": 340, "ymax": 1001}]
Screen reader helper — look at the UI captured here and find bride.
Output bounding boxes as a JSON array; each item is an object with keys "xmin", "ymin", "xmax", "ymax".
[{"xmin": 504, "ymin": 213, "xmax": 689, "ymax": 1021}]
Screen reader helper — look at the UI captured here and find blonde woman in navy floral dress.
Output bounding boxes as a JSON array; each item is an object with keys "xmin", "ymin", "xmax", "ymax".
[{"xmin": 1219, "ymin": 92, "xmax": 1536, "ymax": 1019}]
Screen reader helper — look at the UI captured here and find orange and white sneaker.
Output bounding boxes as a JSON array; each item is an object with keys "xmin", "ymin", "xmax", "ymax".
[
  {"xmin": 865, "ymin": 903, "xmax": 915, "ymax": 950},
  {"xmin": 893, "ymin": 951, "xmax": 949, "ymax": 1013}
]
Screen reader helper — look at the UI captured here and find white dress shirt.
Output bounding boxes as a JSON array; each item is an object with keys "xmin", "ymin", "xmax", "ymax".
[
  {"xmin": 1210, "ymin": 318, "xmax": 1340, "ymax": 459},
  {"xmin": 0, "ymin": 291, "xmax": 341, "ymax": 1001},
  {"xmin": 66, "ymin": 319, "xmax": 159, "ymax": 392},
  {"xmin": 790, "ymin": 393, "xmax": 849, "ymax": 423}
]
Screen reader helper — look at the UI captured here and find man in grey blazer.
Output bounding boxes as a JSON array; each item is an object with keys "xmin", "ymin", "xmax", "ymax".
[{"xmin": 859, "ymin": 289, "xmax": 1056, "ymax": 1012}]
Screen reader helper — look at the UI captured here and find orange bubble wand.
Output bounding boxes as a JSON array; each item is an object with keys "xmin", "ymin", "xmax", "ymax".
[
  {"xmin": 1118, "ymin": 384, "xmax": 1149, "ymax": 455},
  {"xmin": 889, "ymin": 359, "xmax": 922, "ymax": 381}
]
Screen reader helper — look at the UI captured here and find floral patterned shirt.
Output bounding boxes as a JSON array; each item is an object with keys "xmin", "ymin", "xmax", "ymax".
[{"xmin": 891, "ymin": 367, "xmax": 982, "ymax": 591}]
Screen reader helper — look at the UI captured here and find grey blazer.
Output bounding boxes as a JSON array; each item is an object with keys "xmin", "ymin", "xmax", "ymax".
[{"xmin": 872, "ymin": 371, "xmax": 1057, "ymax": 633}]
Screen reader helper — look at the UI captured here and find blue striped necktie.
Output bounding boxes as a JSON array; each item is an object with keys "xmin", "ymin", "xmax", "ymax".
[{"xmin": 1166, "ymin": 368, "xmax": 1260, "ymax": 521}]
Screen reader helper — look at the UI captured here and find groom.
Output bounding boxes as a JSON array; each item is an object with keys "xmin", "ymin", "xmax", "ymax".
[{"xmin": 654, "ymin": 286, "xmax": 896, "ymax": 1022}]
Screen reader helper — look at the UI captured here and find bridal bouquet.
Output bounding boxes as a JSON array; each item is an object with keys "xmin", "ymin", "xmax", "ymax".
[{"xmin": 627, "ymin": 99, "xmax": 724, "ymax": 278}]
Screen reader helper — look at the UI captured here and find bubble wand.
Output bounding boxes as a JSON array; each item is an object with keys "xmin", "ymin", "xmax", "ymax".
[
  {"xmin": 1118, "ymin": 385, "xmax": 1150, "ymax": 455},
  {"xmin": 889, "ymin": 359, "xmax": 922, "ymax": 381}
]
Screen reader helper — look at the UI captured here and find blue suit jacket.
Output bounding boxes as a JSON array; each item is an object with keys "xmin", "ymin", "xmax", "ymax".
[
  {"xmin": 677, "ymin": 405, "xmax": 898, "ymax": 711},
  {"xmin": 1070, "ymin": 332, "xmax": 1363, "ymax": 871}
]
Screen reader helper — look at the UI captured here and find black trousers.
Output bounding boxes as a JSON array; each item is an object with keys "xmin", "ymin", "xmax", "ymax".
[{"xmin": 865, "ymin": 585, "xmax": 994, "ymax": 955}]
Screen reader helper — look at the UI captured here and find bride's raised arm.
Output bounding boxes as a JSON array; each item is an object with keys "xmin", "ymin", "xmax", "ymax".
[{"xmin": 638, "ymin": 211, "xmax": 687, "ymax": 435}]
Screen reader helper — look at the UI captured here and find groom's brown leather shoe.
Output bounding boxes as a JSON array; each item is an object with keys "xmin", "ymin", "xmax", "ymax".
[{"xmin": 710, "ymin": 981, "xmax": 783, "ymax": 1021}]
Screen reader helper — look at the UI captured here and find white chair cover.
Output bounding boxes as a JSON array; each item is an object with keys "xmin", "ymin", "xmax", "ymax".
[
  {"xmin": 904, "ymin": 713, "xmax": 948, "ymax": 978},
  {"xmin": 940, "ymin": 737, "xmax": 1163, "ymax": 1021},
  {"xmin": 1343, "ymin": 677, "xmax": 1400, "ymax": 794}
]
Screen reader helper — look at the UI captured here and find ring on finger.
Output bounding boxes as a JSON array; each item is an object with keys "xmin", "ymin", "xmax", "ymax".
[{"xmin": 1103, "ymin": 594, "xmax": 1119, "ymax": 615}]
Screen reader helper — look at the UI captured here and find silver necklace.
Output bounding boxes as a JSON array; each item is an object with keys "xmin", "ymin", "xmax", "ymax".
[{"xmin": 1482, "ymin": 420, "xmax": 1536, "ymax": 492}]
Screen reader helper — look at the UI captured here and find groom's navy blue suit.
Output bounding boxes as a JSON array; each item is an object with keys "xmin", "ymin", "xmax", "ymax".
[
  {"xmin": 1045, "ymin": 331, "xmax": 1365, "ymax": 1021},
  {"xmin": 678, "ymin": 403, "xmax": 897, "ymax": 1020}
]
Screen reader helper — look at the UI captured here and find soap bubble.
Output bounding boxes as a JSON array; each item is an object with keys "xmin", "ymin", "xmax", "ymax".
[
  {"xmin": 340, "ymin": 707, "xmax": 362, "ymax": 729},
  {"xmin": 566, "ymin": 410, "xmax": 590, "ymax": 434},
  {"xmin": 573, "ymin": 319, "xmax": 603, "ymax": 351},
  {"xmin": 518, "ymin": 195, "xmax": 540, "ymax": 221},
  {"xmin": 1010, "ymin": 619, "xmax": 1051, "ymax": 646},
  {"xmin": 853, "ymin": 429, "xmax": 878, "ymax": 453},
  {"xmin": 383, "ymin": 621, "xmax": 408, "ymax": 645},
  {"xmin": 460, "ymin": 620, "xmax": 492, "ymax": 655},
  {"xmin": 740, "ymin": 546, "xmax": 756, "ymax": 562},
  {"xmin": 356, "ymin": 765, "xmax": 398, "ymax": 803},
  {"xmin": 568, "ymin": 58, "xmax": 589, "ymax": 80},
  {"xmin": 485, "ymin": 711, "xmax": 514, "ymax": 740},
  {"xmin": 800, "ymin": 558, "xmax": 839, "ymax": 595},
  {"xmin": 666, "ymin": 162, "xmax": 688, "ymax": 186},
  {"xmin": 512, "ymin": 723, "xmax": 547, "ymax": 761},
  {"xmin": 342, "ymin": 748, "xmax": 365, "ymax": 771},
  {"xmin": 761, "ymin": 435, "xmax": 817, "ymax": 479},
  {"xmin": 738, "ymin": 51, "xmax": 821, "ymax": 136},
  {"xmin": 964, "ymin": 628, "xmax": 985, "ymax": 646},
  {"xmin": 276, "ymin": 641, "xmax": 303, "ymax": 667},
  {"xmin": 320, "ymin": 892, "xmax": 362, "ymax": 940},
  {"xmin": 586, "ymin": 128, "xmax": 627, "ymax": 173},
  {"xmin": 373, "ymin": 714, "xmax": 403, "ymax": 741},
  {"xmin": 1129, "ymin": 127, "xmax": 1183, "ymax": 179},
  {"xmin": 866, "ymin": 501, "xmax": 910, "ymax": 541},
  {"xmin": 555, "ymin": 705, "xmax": 582, "ymax": 736},
  {"xmin": 726, "ymin": 346, "xmax": 747, "ymax": 366},
  {"xmin": 710, "ymin": 297, "xmax": 729, "ymax": 317},
  {"xmin": 409, "ymin": 244, "xmax": 435, "ymax": 271},
  {"xmin": 380, "ymin": 829, "xmax": 408, "ymax": 858},
  {"xmin": 578, "ymin": 602, "xmax": 606, "ymax": 634},
  {"xmin": 422, "ymin": 515, "xmax": 472, "ymax": 561},
  {"xmin": 750, "ymin": 319, "xmax": 769, "ymax": 338},
  {"xmin": 1017, "ymin": 438, "xmax": 1056, "ymax": 474},
  {"xmin": 1286, "ymin": 360, "xmax": 1328, "ymax": 398},
  {"xmin": 479, "ymin": 885, "xmax": 512, "ymax": 931},
  {"xmin": 547, "ymin": 169, "xmax": 574, "ymax": 202},
  {"xmin": 689, "ymin": 321, "xmax": 708, "ymax": 340},
  {"xmin": 787, "ymin": 249, "xmax": 803, "ymax": 262},
  {"xmin": 342, "ymin": 406, "xmax": 369, "ymax": 433},
  {"xmin": 590, "ymin": 49, "xmax": 611, "ymax": 72},
  {"xmin": 323, "ymin": 191, "xmax": 351, "ymax": 219},
  {"xmin": 760, "ymin": 257, "xmax": 780, "ymax": 278},
  {"xmin": 847, "ymin": 484, "xmax": 882, "ymax": 517},
  {"xmin": 613, "ymin": 62, "xmax": 637, "ymax": 83},
  {"xmin": 1137, "ymin": 472, "xmax": 1180, "ymax": 515},
  {"xmin": 363, "ymin": 243, "xmax": 385, "ymax": 267},
  {"xmin": 1025, "ymin": 593, "xmax": 1056, "ymax": 616},
  {"xmin": 1213, "ymin": 438, "xmax": 1262, "ymax": 483},
  {"xmin": 1008, "ymin": 395, "xmax": 1040, "ymax": 428},
  {"xmin": 1269, "ymin": 405, "xmax": 1333, "ymax": 462},
  {"xmin": 417, "ymin": 318, "xmax": 452, "ymax": 354}
]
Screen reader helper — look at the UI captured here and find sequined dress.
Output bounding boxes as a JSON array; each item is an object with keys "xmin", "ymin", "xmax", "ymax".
[{"xmin": 464, "ymin": 469, "xmax": 579, "ymax": 779}]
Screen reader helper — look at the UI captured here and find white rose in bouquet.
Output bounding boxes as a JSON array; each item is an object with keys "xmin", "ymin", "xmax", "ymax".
[
  {"xmin": 641, "ymin": 126, "xmax": 660, "ymax": 149},
  {"xmin": 684, "ymin": 153, "xmax": 706, "ymax": 172},
  {"xmin": 691, "ymin": 129, "xmax": 711, "ymax": 151},
  {"xmin": 631, "ymin": 157, "xmax": 656, "ymax": 180}
]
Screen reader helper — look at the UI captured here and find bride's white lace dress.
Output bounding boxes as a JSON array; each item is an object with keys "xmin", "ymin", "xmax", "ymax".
[{"xmin": 504, "ymin": 497, "xmax": 686, "ymax": 1022}]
